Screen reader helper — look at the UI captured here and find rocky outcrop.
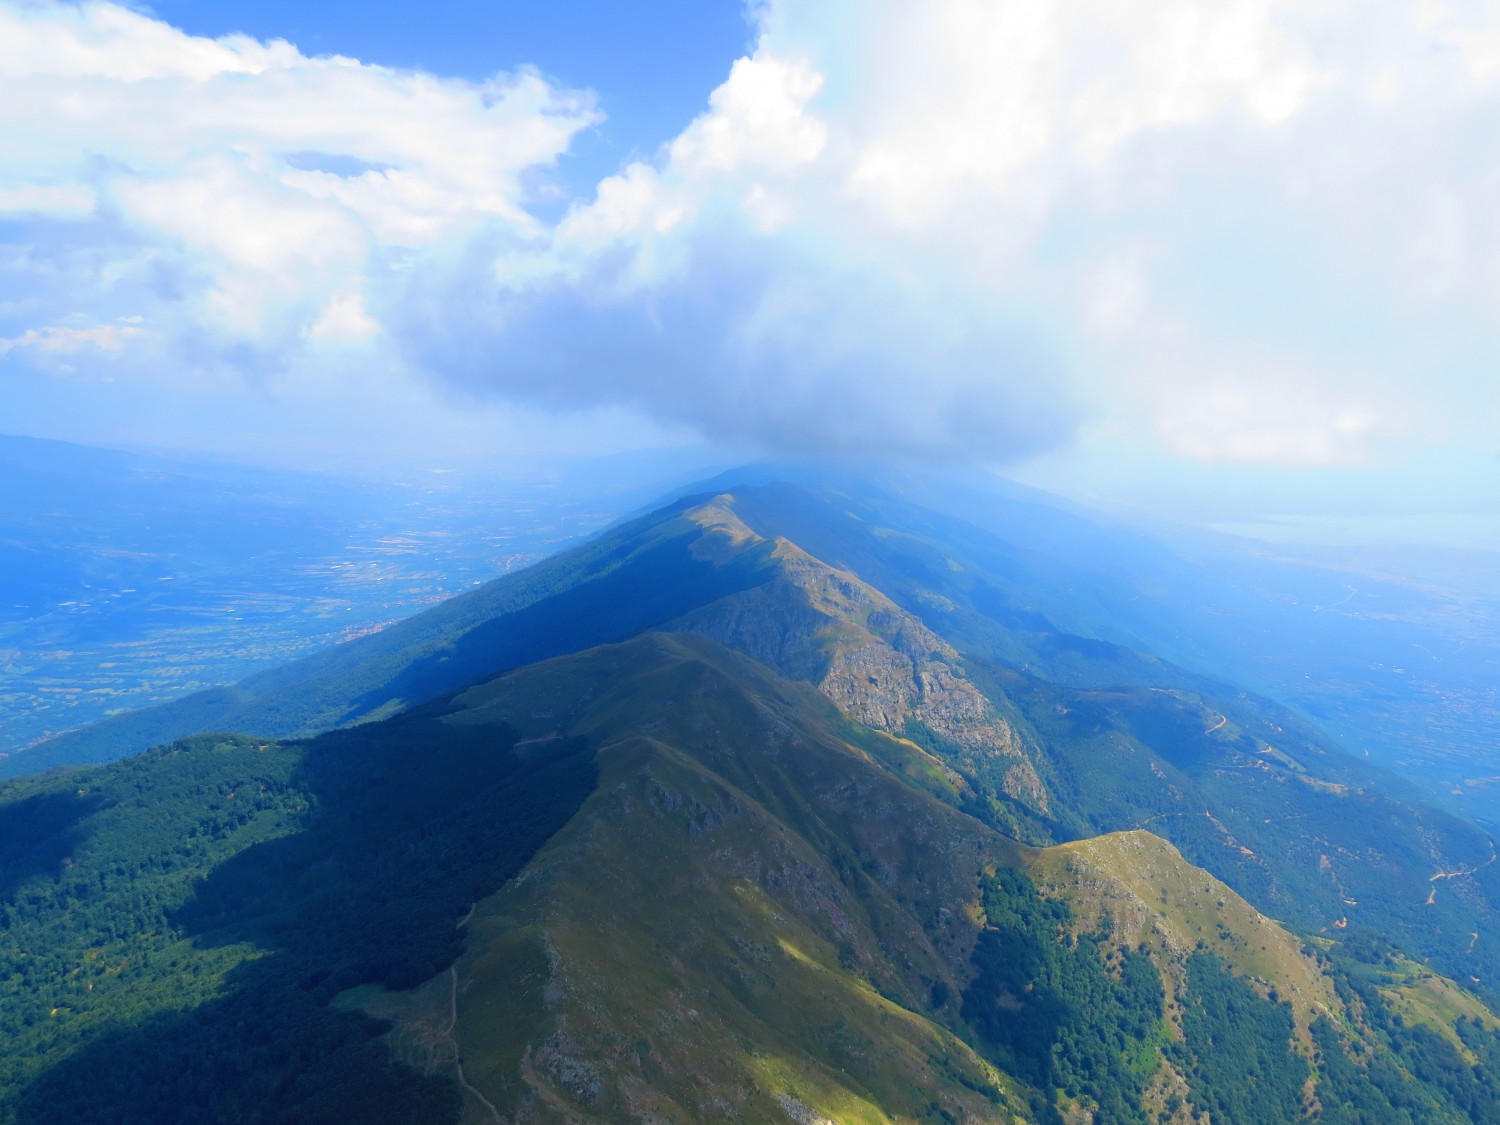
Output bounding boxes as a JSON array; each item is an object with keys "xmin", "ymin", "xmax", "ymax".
[{"xmin": 673, "ymin": 497, "xmax": 1050, "ymax": 813}]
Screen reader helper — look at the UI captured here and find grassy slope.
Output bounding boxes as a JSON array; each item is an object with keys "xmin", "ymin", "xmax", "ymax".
[
  {"xmin": 996, "ymin": 666, "xmax": 1500, "ymax": 999},
  {"xmin": 1029, "ymin": 831, "xmax": 1342, "ymax": 1044},
  {"xmin": 448, "ymin": 633, "xmax": 1022, "ymax": 1124},
  {"xmin": 346, "ymin": 633, "xmax": 1456, "ymax": 1124}
]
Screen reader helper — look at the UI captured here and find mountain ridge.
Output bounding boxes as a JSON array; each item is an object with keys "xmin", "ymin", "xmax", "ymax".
[
  {"xmin": 3, "ymin": 470, "xmax": 1500, "ymax": 1121},
  {"xmin": 340, "ymin": 631, "xmax": 1490, "ymax": 1123},
  {"xmin": 12, "ymin": 475, "xmax": 1499, "ymax": 994}
]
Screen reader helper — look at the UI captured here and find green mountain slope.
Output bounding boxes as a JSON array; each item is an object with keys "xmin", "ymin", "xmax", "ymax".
[
  {"xmin": 0, "ymin": 710, "xmax": 596, "ymax": 1123},
  {"xmin": 5, "ymin": 472, "xmax": 1500, "ymax": 1122},
  {"xmin": 629, "ymin": 491, "xmax": 1500, "ymax": 1003},
  {"xmin": 337, "ymin": 633, "xmax": 1500, "ymax": 1123},
  {"xmin": 4, "ymin": 626, "xmax": 1499, "ymax": 1121}
]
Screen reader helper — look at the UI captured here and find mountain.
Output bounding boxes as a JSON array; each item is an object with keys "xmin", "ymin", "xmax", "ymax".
[
  {"xmin": 21, "ymin": 462, "xmax": 1497, "ymax": 835},
  {"xmin": 6, "ymin": 495, "xmax": 779, "ymax": 776},
  {"xmin": 2, "ymin": 469, "xmax": 1498, "ymax": 1122}
]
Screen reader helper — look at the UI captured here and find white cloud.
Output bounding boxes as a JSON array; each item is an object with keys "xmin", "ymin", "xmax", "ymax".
[
  {"xmin": 670, "ymin": 53, "xmax": 828, "ymax": 177},
  {"xmin": 0, "ymin": 183, "xmax": 97, "ymax": 218},
  {"xmin": 6, "ymin": 323, "xmax": 139, "ymax": 353},
  {"xmin": 414, "ymin": 0, "xmax": 1500, "ymax": 464},
  {"xmin": 648, "ymin": 0, "xmax": 1500, "ymax": 463},
  {"xmin": 0, "ymin": 0, "xmax": 596, "ymax": 374},
  {"xmin": 4, "ymin": 0, "xmax": 1500, "ymax": 469},
  {"xmin": 0, "ymin": 322, "xmax": 144, "ymax": 362},
  {"xmin": 308, "ymin": 288, "xmax": 380, "ymax": 343}
]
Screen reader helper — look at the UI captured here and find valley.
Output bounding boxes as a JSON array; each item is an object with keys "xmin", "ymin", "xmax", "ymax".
[{"xmin": 0, "ymin": 435, "xmax": 722, "ymax": 771}]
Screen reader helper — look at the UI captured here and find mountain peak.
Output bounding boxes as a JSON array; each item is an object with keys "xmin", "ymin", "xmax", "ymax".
[
  {"xmin": 682, "ymin": 493, "xmax": 767, "ymax": 563},
  {"xmin": 667, "ymin": 503, "xmax": 1051, "ymax": 817}
]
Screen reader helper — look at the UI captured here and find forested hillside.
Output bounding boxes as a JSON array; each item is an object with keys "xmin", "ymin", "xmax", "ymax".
[{"xmin": 0, "ymin": 714, "xmax": 594, "ymax": 1123}]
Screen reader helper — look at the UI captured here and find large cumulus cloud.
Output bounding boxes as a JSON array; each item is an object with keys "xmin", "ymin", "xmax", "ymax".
[
  {"xmin": 0, "ymin": 1, "xmax": 595, "ymax": 379},
  {"xmin": 5, "ymin": 0, "xmax": 1500, "ymax": 466}
]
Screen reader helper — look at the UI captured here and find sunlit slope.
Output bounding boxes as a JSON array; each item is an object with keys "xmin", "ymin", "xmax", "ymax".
[
  {"xmin": 18, "ymin": 498, "xmax": 781, "ymax": 776},
  {"xmin": 348, "ymin": 632, "xmax": 1469, "ymax": 1124},
  {"xmin": 650, "ymin": 488, "xmax": 1500, "ymax": 1007},
  {"xmin": 443, "ymin": 632, "xmax": 1023, "ymax": 1124},
  {"xmin": 998, "ymin": 666, "xmax": 1500, "ymax": 1004},
  {"xmin": 1032, "ymin": 831, "xmax": 1342, "ymax": 1034}
]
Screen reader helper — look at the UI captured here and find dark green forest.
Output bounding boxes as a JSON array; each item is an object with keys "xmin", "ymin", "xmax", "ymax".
[
  {"xmin": 962, "ymin": 867, "xmax": 1165, "ymax": 1124},
  {"xmin": 1171, "ymin": 953, "xmax": 1307, "ymax": 1123},
  {"xmin": 957, "ymin": 866, "xmax": 1500, "ymax": 1123},
  {"xmin": 0, "ymin": 707, "xmax": 595, "ymax": 1124},
  {"xmin": 1313, "ymin": 936, "xmax": 1500, "ymax": 1123}
]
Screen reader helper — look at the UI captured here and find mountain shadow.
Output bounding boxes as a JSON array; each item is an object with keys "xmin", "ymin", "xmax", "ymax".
[
  {"xmin": 16, "ymin": 498, "xmax": 777, "ymax": 777},
  {"xmin": 1, "ymin": 701, "xmax": 597, "ymax": 1124},
  {"xmin": 0, "ymin": 786, "xmax": 101, "ymax": 900}
]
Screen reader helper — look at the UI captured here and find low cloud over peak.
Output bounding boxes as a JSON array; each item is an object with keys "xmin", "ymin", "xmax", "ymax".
[{"xmin": 3, "ymin": 0, "xmax": 1499, "ymax": 470}]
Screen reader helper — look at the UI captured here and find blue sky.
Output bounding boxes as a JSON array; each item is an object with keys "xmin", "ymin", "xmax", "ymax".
[
  {"xmin": 2, "ymin": 0, "xmax": 1498, "ymax": 547},
  {"xmin": 146, "ymin": 0, "xmax": 752, "ymax": 203}
]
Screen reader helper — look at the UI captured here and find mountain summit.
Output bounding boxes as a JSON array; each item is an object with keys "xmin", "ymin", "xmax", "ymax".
[{"xmin": 2, "ymin": 471, "xmax": 1498, "ymax": 1122}]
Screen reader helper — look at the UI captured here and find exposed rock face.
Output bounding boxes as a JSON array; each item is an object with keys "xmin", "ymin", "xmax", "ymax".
[{"xmin": 672, "ymin": 497, "xmax": 1050, "ymax": 813}]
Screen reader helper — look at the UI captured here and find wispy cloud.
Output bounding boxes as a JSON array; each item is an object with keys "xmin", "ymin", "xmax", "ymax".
[{"xmin": 0, "ymin": 322, "xmax": 142, "ymax": 357}]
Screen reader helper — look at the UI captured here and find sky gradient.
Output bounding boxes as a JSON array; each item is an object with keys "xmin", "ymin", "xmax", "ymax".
[{"xmin": 2, "ymin": 0, "xmax": 1498, "ymax": 546}]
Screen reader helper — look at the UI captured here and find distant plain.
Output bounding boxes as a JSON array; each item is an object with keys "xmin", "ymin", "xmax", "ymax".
[{"xmin": 0, "ymin": 435, "xmax": 721, "ymax": 764}]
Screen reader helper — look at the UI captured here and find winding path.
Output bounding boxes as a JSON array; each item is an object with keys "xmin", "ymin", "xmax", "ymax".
[
  {"xmin": 1423, "ymin": 840, "xmax": 1497, "ymax": 908},
  {"xmin": 1430, "ymin": 839, "xmax": 1497, "ymax": 883},
  {"xmin": 447, "ymin": 905, "xmax": 501, "ymax": 1123}
]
